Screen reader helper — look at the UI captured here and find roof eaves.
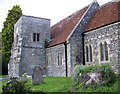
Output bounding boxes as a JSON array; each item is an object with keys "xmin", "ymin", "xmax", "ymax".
[
  {"xmin": 84, "ymin": 21, "xmax": 120, "ymax": 33},
  {"xmin": 47, "ymin": 42, "xmax": 65, "ymax": 48}
]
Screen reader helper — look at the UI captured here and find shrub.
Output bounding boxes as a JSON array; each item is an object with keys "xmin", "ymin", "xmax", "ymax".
[
  {"xmin": 2, "ymin": 77, "xmax": 31, "ymax": 94},
  {"xmin": 72, "ymin": 64, "xmax": 117, "ymax": 86},
  {"xmin": 72, "ymin": 65, "xmax": 80, "ymax": 85}
]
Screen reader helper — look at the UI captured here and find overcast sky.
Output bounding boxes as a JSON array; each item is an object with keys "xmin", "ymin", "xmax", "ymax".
[{"xmin": 0, "ymin": 0, "xmax": 112, "ymax": 31}]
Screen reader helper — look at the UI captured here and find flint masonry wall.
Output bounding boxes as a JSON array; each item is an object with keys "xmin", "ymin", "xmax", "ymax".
[
  {"xmin": 84, "ymin": 22, "xmax": 120, "ymax": 74},
  {"xmin": 15, "ymin": 15, "xmax": 50, "ymax": 76},
  {"xmin": 67, "ymin": 1, "xmax": 99, "ymax": 76},
  {"xmin": 46, "ymin": 44, "xmax": 66, "ymax": 77},
  {"xmin": 46, "ymin": 1, "xmax": 100, "ymax": 77},
  {"xmin": 8, "ymin": 17, "xmax": 23, "ymax": 77}
]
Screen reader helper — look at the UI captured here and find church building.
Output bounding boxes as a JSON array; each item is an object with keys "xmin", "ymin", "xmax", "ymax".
[{"xmin": 8, "ymin": 0, "xmax": 120, "ymax": 77}]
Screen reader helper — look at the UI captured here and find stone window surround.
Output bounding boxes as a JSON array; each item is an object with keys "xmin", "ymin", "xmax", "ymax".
[
  {"xmin": 85, "ymin": 44, "xmax": 93, "ymax": 64},
  {"xmin": 32, "ymin": 33, "xmax": 40, "ymax": 42},
  {"xmin": 98, "ymin": 41, "xmax": 110, "ymax": 64},
  {"xmin": 47, "ymin": 50, "xmax": 52, "ymax": 66},
  {"xmin": 57, "ymin": 51, "xmax": 62, "ymax": 66}
]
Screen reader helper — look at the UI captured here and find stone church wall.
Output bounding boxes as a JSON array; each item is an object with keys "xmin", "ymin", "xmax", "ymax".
[
  {"xmin": 8, "ymin": 17, "xmax": 23, "ymax": 77},
  {"xmin": 46, "ymin": 44, "xmax": 66, "ymax": 77},
  {"xmin": 20, "ymin": 47, "xmax": 46, "ymax": 75},
  {"xmin": 67, "ymin": 1, "xmax": 99, "ymax": 76},
  {"xmin": 84, "ymin": 22, "xmax": 120, "ymax": 74},
  {"xmin": 66, "ymin": 43, "xmax": 72, "ymax": 77},
  {"xmin": 14, "ymin": 15, "xmax": 51, "ymax": 76}
]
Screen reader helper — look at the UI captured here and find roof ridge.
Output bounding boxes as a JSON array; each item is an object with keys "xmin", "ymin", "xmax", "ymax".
[
  {"xmin": 51, "ymin": 5, "xmax": 90, "ymax": 27},
  {"xmin": 66, "ymin": 4, "xmax": 92, "ymax": 40},
  {"xmin": 49, "ymin": 4, "xmax": 90, "ymax": 47},
  {"xmin": 85, "ymin": 0, "xmax": 119, "ymax": 31},
  {"xmin": 67, "ymin": 1, "xmax": 99, "ymax": 41}
]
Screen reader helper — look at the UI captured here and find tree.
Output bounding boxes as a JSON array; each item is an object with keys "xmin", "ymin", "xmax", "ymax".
[{"xmin": 2, "ymin": 5, "xmax": 22, "ymax": 74}]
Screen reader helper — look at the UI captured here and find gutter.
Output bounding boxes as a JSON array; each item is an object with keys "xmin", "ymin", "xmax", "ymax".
[
  {"xmin": 81, "ymin": 33, "xmax": 85, "ymax": 65},
  {"xmin": 64, "ymin": 42, "xmax": 68, "ymax": 77}
]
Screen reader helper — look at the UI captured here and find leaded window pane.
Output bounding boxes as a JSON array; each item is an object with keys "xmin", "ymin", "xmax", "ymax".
[
  {"xmin": 89, "ymin": 45, "xmax": 92, "ymax": 62},
  {"xmin": 86, "ymin": 45, "xmax": 89, "ymax": 62},
  {"xmin": 100, "ymin": 43, "xmax": 104, "ymax": 61},
  {"xmin": 104, "ymin": 42, "xmax": 108, "ymax": 61}
]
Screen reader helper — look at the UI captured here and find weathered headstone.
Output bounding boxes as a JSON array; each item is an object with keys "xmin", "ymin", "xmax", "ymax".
[{"xmin": 32, "ymin": 66, "xmax": 43, "ymax": 85}]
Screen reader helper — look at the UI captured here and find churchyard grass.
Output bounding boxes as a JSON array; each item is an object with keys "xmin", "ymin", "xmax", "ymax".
[
  {"xmin": 0, "ymin": 75, "xmax": 8, "ymax": 93},
  {"xmin": 0, "ymin": 75, "xmax": 7, "ymax": 78},
  {"xmin": 0, "ymin": 77, "xmax": 73, "ymax": 92},
  {"xmin": 0, "ymin": 76, "xmax": 119, "ymax": 93},
  {"xmin": 0, "ymin": 80, "xmax": 7, "ymax": 93},
  {"xmin": 0, "ymin": 76, "xmax": 120, "ymax": 92},
  {"xmin": 27, "ymin": 77, "xmax": 73, "ymax": 92},
  {"xmin": 0, "ymin": 81, "xmax": 2, "ymax": 93},
  {"xmin": 27, "ymin": 76, "xmax": 120, "ymax": 92}
]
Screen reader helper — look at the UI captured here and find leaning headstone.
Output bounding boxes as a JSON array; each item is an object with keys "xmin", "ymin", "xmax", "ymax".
[{"xmin": 32, "ymin": 66, "xmax": 43, "ymax": 85}]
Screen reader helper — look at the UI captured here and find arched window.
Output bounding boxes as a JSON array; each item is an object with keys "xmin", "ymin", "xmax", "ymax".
[
  {"xmin": 85, "ymin": 45, "xmax": 93, "ymax": 63},
  {"xmin": 100, "ymin": 42, "xmax": 109, "ymax": 61},
  {"xmin": 104, "ymin": 42, "xmax": 108, "ymax": 61},
  {"xmin": 86, "ymin": 45, "xmax": 89, "ymax": 62},
  {"xmin": 100, "ymin": 43, "xmax": 104, "ymax": 61},
  {"xmin": 58, "ymin": 52, "xmax": 62, "ymax": 65},
  {"xmin": 58, "ymin": 52, "xmax": 60, "ymax": 65},
  {"xmin": 89, "ymin": 45, "xmax": 92, "ymax": 62}
]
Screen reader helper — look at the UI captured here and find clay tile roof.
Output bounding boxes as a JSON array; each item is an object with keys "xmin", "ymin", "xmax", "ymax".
[
  {"xmin": 48, "ymin": 6, "xmax": 89, "ymax": 47},
  {"xmin": 85, "ymin": 1, "xmax": 120, "ymax": 31}
]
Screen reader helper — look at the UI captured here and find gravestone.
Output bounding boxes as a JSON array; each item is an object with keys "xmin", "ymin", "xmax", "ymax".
[{"xmin": 32, "ymin": 66, "xmax": 43, "ymax": 85}]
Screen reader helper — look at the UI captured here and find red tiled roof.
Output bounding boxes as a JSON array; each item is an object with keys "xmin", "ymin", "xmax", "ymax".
[
  {"xmin": 48, "ymin": 6, "xmax": 89, "ymax": 47},
  {"xmin": 85, "ymin": 1, "xmax": 120, "ymax": 31}
]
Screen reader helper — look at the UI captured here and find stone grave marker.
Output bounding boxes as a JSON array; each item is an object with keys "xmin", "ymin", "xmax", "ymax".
[{"xmin": 32, "ymin": 66, "xmax": 43, "ymax": 85}]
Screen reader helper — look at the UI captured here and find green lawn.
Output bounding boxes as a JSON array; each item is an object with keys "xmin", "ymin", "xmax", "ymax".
[
  {"xmin": 0, "ymin": 81, "xmax": 8, "ymax": 93},
  {"xmin": 27, "ymin": 77, "xmax": 72, "ymax": 92},
  {"xmin": 0, "ymin": 75, "xmax": 7, "ymax": 78},
  {"xmin": 0, "ymin": 82, "xmax": 2, "ymax": 93},
  {"xmin": 0, "ymin": 75, "xmax": 8, "ymax": 93},
  {"xmin": 1, "ymin": 76, "xmax": 119, "ymax": 93},
  {"xmin": 0, "ymin": 77, "xmax": 73, "ymax": 93}
]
